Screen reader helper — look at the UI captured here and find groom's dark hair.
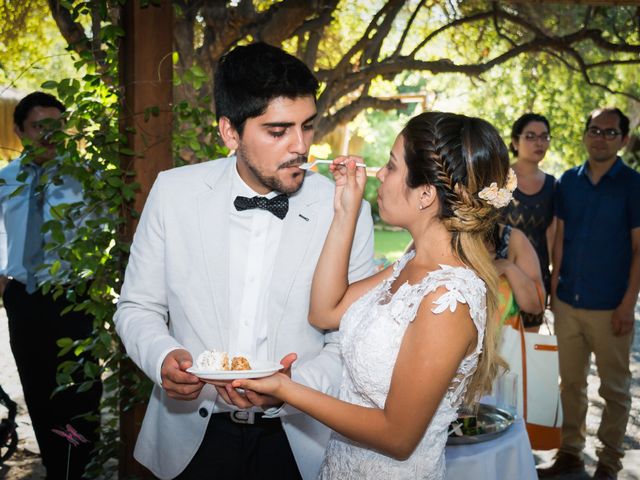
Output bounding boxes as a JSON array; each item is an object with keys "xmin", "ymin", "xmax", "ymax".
[{"xmin": 214, "ymin": 42, "xmax": 319, "ymax": 135}]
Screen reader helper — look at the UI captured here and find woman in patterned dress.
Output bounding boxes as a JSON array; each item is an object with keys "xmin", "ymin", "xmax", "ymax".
[
  {"xmin": 502, "ymin": 113, "xmax": 556, "ymax": 330},
  {"xmin": 234, "ymin": 112, "xmax": 513, "ymax": 479}
]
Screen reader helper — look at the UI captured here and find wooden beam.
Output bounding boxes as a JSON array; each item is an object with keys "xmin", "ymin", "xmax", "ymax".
[
  {"xmin": 119, "ymin": 0, "xmax": 173, "ymax": 477},
  {"xmin": 120, "ymin": 0, "xmax": 174, "ymax": 233}
]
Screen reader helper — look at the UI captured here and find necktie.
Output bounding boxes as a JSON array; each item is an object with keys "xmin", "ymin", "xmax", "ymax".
[
  {"xmin": 23, "ymin": 164, "xmax": 44, "ymax": 294},
  {"xmin": 233, "ymin": 193, "xmax": 289, "ymax": 220}
]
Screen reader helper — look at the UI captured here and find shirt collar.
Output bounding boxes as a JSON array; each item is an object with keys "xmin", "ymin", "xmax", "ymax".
[
  {"xmin": 578, "ymin": 156, "xmax": 623, "ymax": 180},
  {"xmin": 606, "ymin": 156, "xmax": 624, "ymax": 178}
]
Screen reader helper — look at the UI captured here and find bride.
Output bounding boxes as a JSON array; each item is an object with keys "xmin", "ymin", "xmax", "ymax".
[{"xmin": 234, "ymin": 112, "xmax": 512, "ymax": 479}]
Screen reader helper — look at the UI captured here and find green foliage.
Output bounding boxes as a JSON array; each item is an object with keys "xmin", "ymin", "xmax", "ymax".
[
  {"xmin": 34, "ymin": 10, "xmax": 133, "ymax": 480},
  {"xmin": 374, "ymin": 227, "xmax": 411, "ymax": 261},
  {"xmin": 430, "ymin": 53, "xmax": 638, "ymax": 176},
  {"xmin": 16, "ymin": 2, "xmax": 140, "ymax": 477},
  {"xmin": 173, "ymin": 66, "xmax": 228, "ymax": 165},
  {"xmin": 0, "ymin": 0, "xmax": 78, "ymax": 90},
  {"xmin": 337, "ymin": 55, "xmax": 637, "ymax": 186}
]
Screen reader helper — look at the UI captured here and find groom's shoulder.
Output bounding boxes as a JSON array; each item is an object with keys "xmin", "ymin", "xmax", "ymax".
[
  {"xmin": 154, "ymin": 157, "xmax": 232, "ymax": 191},
  {"xmin": 300, "ymin": 170, "xmax": 334, "ymax": 198}
]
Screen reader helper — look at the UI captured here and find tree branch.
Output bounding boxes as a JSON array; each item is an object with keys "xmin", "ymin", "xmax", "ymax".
[
  {"xmin": 392, "ymin": 0, "xmax": 427, "ymax": 58},
  {"xmin": 316, "ymin": 96, "xmax": 406, "ymax": 140},
  {"xmin": 492, "ymin": 1, "xmax": 517, "ymax": 48},
  {"xmin": 562, "ymin": 46, "xmax": 640, "ymax": 103},
  {"xmin": 360, "ymin": 0, "xmax": 405, "ymax": 67},
  {"xmin": 48, "ymin": 0, "xmax": 93, "ymax": 59}
]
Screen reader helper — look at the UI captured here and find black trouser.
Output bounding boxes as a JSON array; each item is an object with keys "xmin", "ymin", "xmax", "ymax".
[
  {"xmin": 3, "ymin": 279, "xmax": 103, "ymax": 480},
  {"xmin": 175, "ymin": 412, "xmax": 302, "ymax": 480}
]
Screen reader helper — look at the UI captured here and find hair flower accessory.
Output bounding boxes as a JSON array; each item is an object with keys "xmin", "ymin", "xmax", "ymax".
[{"xmin": 478, "ymin": 168, "xmax": 517, "ymax": 208}]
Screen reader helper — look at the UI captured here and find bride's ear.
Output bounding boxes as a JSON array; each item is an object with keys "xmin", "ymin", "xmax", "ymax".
[{"xmin": 418, "ymin": 185, "xmax": 437, "ymax": 211}]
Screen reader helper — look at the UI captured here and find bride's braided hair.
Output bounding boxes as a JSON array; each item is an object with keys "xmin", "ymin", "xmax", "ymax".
[
  {"xmin": 402, "ymin": 112, "xmax": 510, "ymax": 403},
  {"xmin": 403, "ymin": 113, "xmax": 509, "ymax": 234}
]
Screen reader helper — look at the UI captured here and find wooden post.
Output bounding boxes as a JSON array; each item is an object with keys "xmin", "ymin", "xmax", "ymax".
[{"xmin": 119, "ymin": 0, "xmax": 173, "ymax": 477}]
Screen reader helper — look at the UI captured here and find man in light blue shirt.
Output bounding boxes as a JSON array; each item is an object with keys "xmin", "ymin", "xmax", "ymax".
[{"xmin": 0, "ymin": 92, "xmax": 102, "ymax": 479}]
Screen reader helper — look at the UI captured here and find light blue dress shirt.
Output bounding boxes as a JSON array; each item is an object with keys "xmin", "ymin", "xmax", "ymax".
[{"xmin": 0, "ymin": 154, "xmax": 85, "ymax": 287}]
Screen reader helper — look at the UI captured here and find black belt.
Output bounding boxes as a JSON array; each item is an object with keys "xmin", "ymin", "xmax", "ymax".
[{"xmin": 214, "ymin": 411, "xmax": 281, "ymax": 426}]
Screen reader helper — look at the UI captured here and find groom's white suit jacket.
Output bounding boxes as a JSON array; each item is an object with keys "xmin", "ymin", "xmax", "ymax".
[{"xmin": 115, "ymin": 157, "xmax": 375, "ymax": 479}]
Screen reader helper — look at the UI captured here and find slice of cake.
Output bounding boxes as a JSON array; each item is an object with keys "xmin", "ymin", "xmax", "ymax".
[
  {"xmin": 196, "ymin": 350, "xmax": 229, "ymax": 371},
  {"xmin": 231, "ymin": 356, "xmax": 251, "ymax": 371}
]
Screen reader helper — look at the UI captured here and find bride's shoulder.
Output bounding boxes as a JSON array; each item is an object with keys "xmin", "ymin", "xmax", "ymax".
[
  {"xmin": 429, "ymin": 265, "xmax": 485, "ymax": 289},
  {"xmin": 421, "ymin": 266, "xmax": 486, "ymax": 314}
]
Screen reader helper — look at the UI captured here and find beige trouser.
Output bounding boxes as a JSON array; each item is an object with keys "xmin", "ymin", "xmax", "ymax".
[{"xmin": 552, "ymin": 296, "xmax": 634, "ymax": 473}]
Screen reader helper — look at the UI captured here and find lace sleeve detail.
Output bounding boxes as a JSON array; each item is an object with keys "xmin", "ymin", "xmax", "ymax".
[
  {"xmin": 421, "ymin": 266, "xmax": 488, "ymax": 407},
  {"xmin": 424, "ymin": 266, "xmax": 486, "ymax": 326},
  {"xmin": 391, "ymin": 250, "xmax": 415, "ymax": 278},
  {"xmin": 431, "ymin": 287, "xmax": 468, "ymax": 314}
]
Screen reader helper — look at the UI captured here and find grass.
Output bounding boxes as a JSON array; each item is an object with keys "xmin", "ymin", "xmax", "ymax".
[{"xmin": 374, "ymin": 227, "xmax": 412, "ymax": 262}]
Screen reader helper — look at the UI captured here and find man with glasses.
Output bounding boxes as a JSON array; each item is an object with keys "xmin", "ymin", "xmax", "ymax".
[{"xmin": 538, "ymin": 108, "xmax": 640, "ymax": 480}]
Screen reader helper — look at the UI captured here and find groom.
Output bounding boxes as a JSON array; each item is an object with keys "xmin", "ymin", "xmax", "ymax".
[{"xmin": 114, "ymin": 42, "xmax": 375, "ymax": 479}]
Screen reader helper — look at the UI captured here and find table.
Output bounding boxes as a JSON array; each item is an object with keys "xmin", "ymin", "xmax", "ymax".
[{"xmin": 445, "ymin": 417, "xmax": 537, "ymax": 480}]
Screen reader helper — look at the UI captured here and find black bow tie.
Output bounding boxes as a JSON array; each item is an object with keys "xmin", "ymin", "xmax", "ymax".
[{"xmin": 233, "ymin": 193, "xmax": 289, "ymax": 219}]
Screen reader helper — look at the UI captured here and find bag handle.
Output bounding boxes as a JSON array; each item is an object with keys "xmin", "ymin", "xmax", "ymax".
[
  {"xmin": 533, "ymin": 281, "xmax": 555, "ymax": 335},
  {"xmin": 517, "ymin": 316, "xmax": 528, "ymax": 421}
]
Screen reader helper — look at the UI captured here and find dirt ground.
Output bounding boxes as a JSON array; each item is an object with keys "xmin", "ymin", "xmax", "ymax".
[{"xmin": 1, "ymin": 305, "xmax": 639, "ymax": 479}]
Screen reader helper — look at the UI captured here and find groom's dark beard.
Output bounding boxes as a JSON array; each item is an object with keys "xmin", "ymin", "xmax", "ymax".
[
  {"xmin": 279, "ymin": 157, "xmax": 308, "ymax": 169},
  {"xmin": 238, "ymin": 144, "xmax": 307, "ymax": 194}
]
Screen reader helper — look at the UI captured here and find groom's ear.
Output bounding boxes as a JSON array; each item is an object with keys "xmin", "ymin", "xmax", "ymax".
[{"xmin": 218, "ymin": 116, "xmax": 240, "ymax": 151}]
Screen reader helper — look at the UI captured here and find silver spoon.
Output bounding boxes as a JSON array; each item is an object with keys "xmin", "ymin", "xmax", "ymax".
[{"xmin": 298, "ymin": 159, "xmax": 367, "ymax": 170}]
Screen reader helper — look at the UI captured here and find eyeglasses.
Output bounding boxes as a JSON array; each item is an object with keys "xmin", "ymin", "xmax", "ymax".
[
  {"xmin": 586, "ymin": 126, "xmax": 622, "ymax": 140},
  {"xmin": 520, "ymin": 132, "xmax": 551, "ymax": 143}
]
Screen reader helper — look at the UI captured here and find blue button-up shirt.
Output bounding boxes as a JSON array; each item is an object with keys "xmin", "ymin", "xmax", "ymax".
[
  {"xmin": 555, "ymin": 157, "xmax": 640, "ymax": 310},
  {"xmin": 0, "ymin": 154, "xmax": 85, "ymax": 286}
]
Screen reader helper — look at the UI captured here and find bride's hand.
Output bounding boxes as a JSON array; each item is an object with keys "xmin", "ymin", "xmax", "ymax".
[
  {"xmin": 232, "ymin": 372, "xmax": 291, "ymax": 399},
  {"xmin": 330, "ymin": 155, "xmax": 367, "ymax": 217}
]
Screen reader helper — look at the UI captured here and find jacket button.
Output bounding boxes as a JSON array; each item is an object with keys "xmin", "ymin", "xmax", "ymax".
[{"xmin": 199, "ymin": 408, "xmax": 208, "ymax": 418}]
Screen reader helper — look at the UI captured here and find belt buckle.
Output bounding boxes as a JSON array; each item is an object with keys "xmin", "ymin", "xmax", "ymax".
[{"xmin": 230, "ymin": 411, "xmax": 255, "ymax": 424}]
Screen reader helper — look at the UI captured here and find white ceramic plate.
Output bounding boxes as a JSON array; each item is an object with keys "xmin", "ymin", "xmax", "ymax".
[{"xmin": 187, "ymin": 361, "xmax": 282, "ymax": 380}]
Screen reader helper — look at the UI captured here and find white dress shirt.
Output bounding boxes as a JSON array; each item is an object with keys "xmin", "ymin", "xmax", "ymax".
[
  {"xmin": 227, "ymin": 165, "xmax": 284, "ymax": 361},
  {"xmin": 214, "ymin": 164, "xmax": 285, "ymax": 413}
]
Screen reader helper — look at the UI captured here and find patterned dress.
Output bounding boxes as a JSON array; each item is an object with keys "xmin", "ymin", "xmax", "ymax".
[
  {"xmin": 318, "ymin": 251, "xmax": 487, "ymax": 479},
  {"xmin": 500, "ymin": 174, "xmax": 555, "ymax": 295}
]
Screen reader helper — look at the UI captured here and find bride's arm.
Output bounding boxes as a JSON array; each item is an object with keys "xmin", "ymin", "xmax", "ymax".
[
  {"xmin": 309, "ymin": 157, "xmax": 393, "ymax": 329},
  {"xmin": 235, "ymin": 287, "xmax": 477, "ymax": 459}
]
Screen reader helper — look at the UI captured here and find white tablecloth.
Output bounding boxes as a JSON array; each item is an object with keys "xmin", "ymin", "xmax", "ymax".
[{"xmin": 445, "ymin": 417, "xmax": 537, "ymax": 480}]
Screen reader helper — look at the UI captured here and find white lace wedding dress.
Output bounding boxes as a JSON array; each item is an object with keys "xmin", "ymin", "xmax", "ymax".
[{"xmin": 318, "ymin": 251, "xmax": 487, "ymax": 480}]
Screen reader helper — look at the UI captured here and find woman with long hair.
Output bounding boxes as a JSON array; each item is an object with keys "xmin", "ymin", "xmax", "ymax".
[
  {"xmin": 232, "ymin": 112, "xmax": 512, "ymax": 479},
  {"xmin": 502, "ymin": 113, "xmax": 555, "ymax": 329}
]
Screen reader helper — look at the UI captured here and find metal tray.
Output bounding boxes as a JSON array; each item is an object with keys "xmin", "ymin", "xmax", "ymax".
[{"xmin": 447, "ymin": 403, "xmax": 515, "ymax": 445}]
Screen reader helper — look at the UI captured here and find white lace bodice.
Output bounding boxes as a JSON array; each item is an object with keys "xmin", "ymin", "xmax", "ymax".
[{"xmin": 318, "ymin": 251, "xmax": 487, "ymax": 480}]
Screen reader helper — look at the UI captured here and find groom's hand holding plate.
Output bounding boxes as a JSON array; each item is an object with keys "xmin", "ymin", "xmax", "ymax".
[
  {"xmin": 160, "ymin": 349, "xmax": 204, "ymax": 401},
  {"xmin": 187, "ymin": 351, "xmax": 296, "ymax": 409}
]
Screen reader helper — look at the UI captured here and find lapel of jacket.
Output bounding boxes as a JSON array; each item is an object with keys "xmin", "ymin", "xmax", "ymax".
[
  {"xmin": 267, "ymin": 176, "xmax": 322, "ymax": 355},
  {"xmin": 197, "ymin": 158, "xmax": 234, "ymax": 349}
]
